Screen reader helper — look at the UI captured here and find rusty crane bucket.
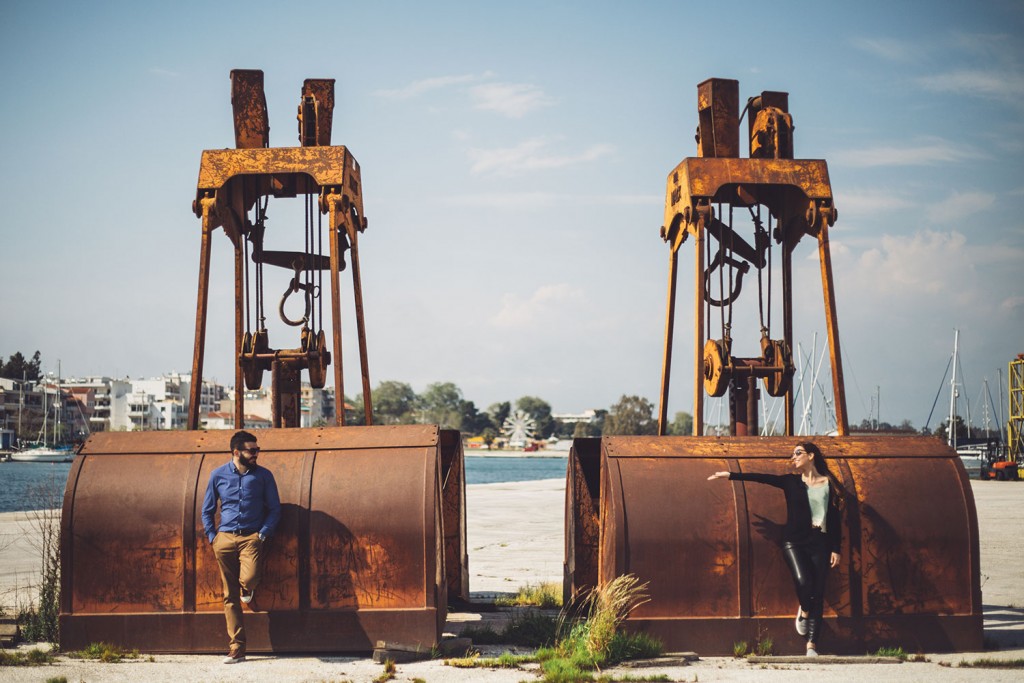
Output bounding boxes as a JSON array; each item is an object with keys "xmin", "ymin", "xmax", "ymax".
[
  {"xmin": 565, "ymin": 78, "xmax": 982, "ymax": 655},
  {"xmin": 60, "ymin": 71, "xmax": 467, "ymax": 653}
]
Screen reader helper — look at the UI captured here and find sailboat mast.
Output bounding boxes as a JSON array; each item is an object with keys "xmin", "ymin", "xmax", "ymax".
[{"xmin": 949, "ymin": 329, "xmax": 959, "ymax": 449}]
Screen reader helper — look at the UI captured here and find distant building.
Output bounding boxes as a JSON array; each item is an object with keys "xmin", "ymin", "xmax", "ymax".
[
  {"xmin": 201, "ymin": 411, "xmax": 272, "ymax": 430},
  {"xmin": 552, "ymin": 409, "xmax": 598, "ymax": 424},
  {"xmin": 62, "ymin": 377, "xmax": 132, "ymax": 432}
]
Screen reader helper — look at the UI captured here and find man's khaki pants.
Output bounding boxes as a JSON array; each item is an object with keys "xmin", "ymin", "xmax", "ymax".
[{"xmin": 212, "ymin": 531, "xmax": 263, "ymax": 651}]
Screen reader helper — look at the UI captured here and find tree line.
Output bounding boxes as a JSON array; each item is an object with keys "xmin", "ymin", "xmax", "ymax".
[
  {"xmin": 343, "ymin": 380, "xmax": 695, "ymax": 441},
  {"xmin": 6, "ymin": 350, "xmax": 973, "ymax": 441}
]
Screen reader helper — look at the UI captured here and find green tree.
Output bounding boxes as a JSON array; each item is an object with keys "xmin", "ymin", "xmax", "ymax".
[
  {"xmin": 481, "ymin": 427, "xmax": 497, "ymax": 449},
  {"xmin": 420, "ymin": 381, "xmax": 464, "ymax": 429},
  {"xmin": 459, "ymin": 399, "xmax": 492, "ymax": 436},
  {"xmin": 936, "ymin": 416, "xmax": 969, "ymax": 444},
  {"xmin": 372, "ymin": 380, "xmax": 418, "ymax": 424},
  {"xmin": 0, "ymin": 350, "xmax": 42, "ymax": 381},
  {"xmin": 516, "ymin": 396, "xmax": 554, "ymax": 438},
  {"xmin": 487, "ymin": 401, "xmax": 511, "ymax": 430},
  {"xmin": 571, "ymin": 409, "xmax": 607, "ymax": 437},
  {"xmin": 346, "ymin": 394, "xmax": 366, "ymax": 426},
  {"xmin": 603, "ymin": 395, "xmax": 657, "ymax": 436},
  {"xmin": 666, "ymin": 411, "xmax": 694, "ymax": 436}
]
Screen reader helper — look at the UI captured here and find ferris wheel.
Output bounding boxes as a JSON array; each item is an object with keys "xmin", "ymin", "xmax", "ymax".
[{"xmin": 502, "ymin": 410, "xmax": 536, "ymax": 448}]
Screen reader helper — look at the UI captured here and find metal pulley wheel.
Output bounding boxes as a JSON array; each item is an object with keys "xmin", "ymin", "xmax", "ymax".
[
  {"xmin": 703, "ymin": 339, "xmax": 730, "ymax": 397},
  {"xmin": 240, "ymin": 329, "xmax": 270, "ymax": 390},
  {"xmin": 306, "ymin": 329, "xmax": 330, "ymax": 389},
  {"xmin": 760, "ymin": 337, "xmax": 792, "ymax": 397}
]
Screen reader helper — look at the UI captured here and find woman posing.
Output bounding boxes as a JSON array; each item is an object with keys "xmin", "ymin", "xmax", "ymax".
[{"xmin": 707, "ymin": 442, "xmax": 844, "ymax": 656}]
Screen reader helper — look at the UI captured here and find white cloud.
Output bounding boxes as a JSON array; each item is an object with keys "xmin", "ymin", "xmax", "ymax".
[
  {"xmin": 373, "ymin": 72, "xmax": 492, "ymax": 99},
  {"xmin": 490, "ymin": 284, "xmax": 587, "ymax": 329},
  {"xmin": 925, "ymin": 191, "xmax": 996, "ymax": 224},
  {"xmin": 836, "ymin": 188, "xmax": 916, "ymax": 218},
  {"xmin": 1000, "ymin": 295, "xmax": 1024, "ymax": 314},
  {"xmin": 917, "ymin": 68, "xmax": 1024, "ymax": 101},
  {"xmin": 468, "ymin": 138, "xmax": 613, "ymax": 175},
  {"xmin": 149, "ymin": 67, "xmax": 180, "ymax": 78},
  {"xmin": 439, "ymin": 192, "xmax": 659, "ymax": 209},
  {"xmin": 850, "ymin": 36, "xmax": 913, "ymax": 61},
  {"xmin": 470, "ymin": 82, "xmax": 554, "ymax": 118},
  {"xmin": 832, "ymin": 137, "xmax": 983, "ymax": 167},
  {"xmin": 834, "ymin": 229, "xmax": 1021, "ymax": 310}
]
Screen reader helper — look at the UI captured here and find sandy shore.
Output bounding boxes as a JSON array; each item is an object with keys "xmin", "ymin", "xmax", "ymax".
[{"xmin": 1, "ymin": 478, "xmax": 1022, "ymax": 682}]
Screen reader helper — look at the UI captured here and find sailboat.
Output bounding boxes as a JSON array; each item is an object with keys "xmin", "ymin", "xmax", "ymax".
[{"xmin": 11, "ymin": 371, "xmax": 76, "ymax": 463}]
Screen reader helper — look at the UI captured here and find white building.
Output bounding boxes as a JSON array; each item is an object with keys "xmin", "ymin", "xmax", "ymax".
[
  {"xmin": 62, "ymin": 377, "xmax": 132, "ymax": 432},
  {"xmin": 552, "ymin": 409, "xmax": 598, "ymax": 424}
]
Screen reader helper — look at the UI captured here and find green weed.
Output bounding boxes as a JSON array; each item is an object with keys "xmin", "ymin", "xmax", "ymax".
[
  {"xmin": 66, "ymin": 641, "xmax": 140, "ymax": 663},
  {"xmin": 372, "ymin": 657, "xmax": 396, "ymax": 682},
  {"xmin": 732, "ymin": 640, "xmax": 749, "ymax": 657},
  {"xmin": 495, "ymin": 581, "xmax": 563, "ymax": 608},
  {"xmin": 873, "ymin": 646, "xmax": 908, "ymax": 660},
  {"xmin": 0, "ymin": 648, "xmax": 55, "ymax": 666},
  {"xmin": 958, "ymin": 658, "xmax": 1024, "ymax": 668}
]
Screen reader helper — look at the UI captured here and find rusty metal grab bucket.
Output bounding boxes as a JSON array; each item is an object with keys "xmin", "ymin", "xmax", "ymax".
[
  {"xmin": 60, "ymin": 425, "xmax": 464, "ymax": 653},
  {"xmin": 566, "ymin": 434, "xmax": 982, "ymax": 655}
]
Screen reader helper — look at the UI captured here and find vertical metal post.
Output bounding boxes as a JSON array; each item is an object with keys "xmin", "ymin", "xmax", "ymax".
[
  {"xmin": 348, "ymin": 226, "xmax": 374, "ymax": 425},
  {"xmin": 782, "ymin": 239, "xmax": 794, "ymax": 436},
  {"xmin": 693, "ymin": 225, "xmax": 705, "ymax": 435},
  {"xmin": 658, "ymin": 245, "xmax": 679, "ymax": 436},
  {"xmin": 233, "ymin": 235, "xmax": 245, "ymax": 429},
  {"xmin": 818, "ymin": 221, "xmax": 849, "ymax": 435},
  {"xmin": 188, "ymin": 200, "xmax": 215, "ymax": 430},
  {"xmin": 326, "ymin": 194, "xmax": 346, "ymax": 426}
]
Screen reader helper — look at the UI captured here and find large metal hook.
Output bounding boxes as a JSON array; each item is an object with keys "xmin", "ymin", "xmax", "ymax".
[
  {"xmin": 279, "ymin": 262, "xmax": 312, "ymax": 327},
  {"xmin": 703, "ymin": 251, "xmax": 750, "ymax": 307}
]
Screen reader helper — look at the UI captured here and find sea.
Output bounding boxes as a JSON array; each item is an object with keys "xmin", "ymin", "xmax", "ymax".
[{"xmin": 0, "ymin": 454, "xmax": 568, "ymax": 514}]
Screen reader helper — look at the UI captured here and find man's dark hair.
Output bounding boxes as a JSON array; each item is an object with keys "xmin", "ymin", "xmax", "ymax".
[{"xmin": 230, "ymin": 430, "xmax": 258, "ymax": 453}]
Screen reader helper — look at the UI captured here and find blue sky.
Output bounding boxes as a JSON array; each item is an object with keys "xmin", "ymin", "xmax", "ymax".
[{"xmin": 1, "ymin": 0, "xmax": 1021, "ymax": 432}]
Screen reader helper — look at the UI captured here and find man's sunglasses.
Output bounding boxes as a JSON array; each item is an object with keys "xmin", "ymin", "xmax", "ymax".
[{"xmin": 239, "ymin": 447, "xmax": 261, "ymax": 456}]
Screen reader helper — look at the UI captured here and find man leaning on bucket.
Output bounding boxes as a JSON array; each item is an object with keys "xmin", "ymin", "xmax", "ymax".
[{"xmin": 202, "ymin": 430, "xmax": 281, "ymax": 664}]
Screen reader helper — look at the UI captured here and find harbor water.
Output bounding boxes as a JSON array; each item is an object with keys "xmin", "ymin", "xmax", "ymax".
[{"xmin": 0, "ymin": 454, "xmax": 567, "ymax": 513}]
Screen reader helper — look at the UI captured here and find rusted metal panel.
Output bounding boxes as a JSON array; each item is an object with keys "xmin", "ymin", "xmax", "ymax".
[
  {"xmin": 663, "ymin": 157, "xmax": 833, "ymax": 238},
  {"xmin": 61, "ymin": 425, "xmax": 448, "ymax": 653},
  {"xmin": 195, "ymin": 146, "xmax": 361, "ymax": 201},
  {"xmin": 300, "ymin": 79, "xmax": 335, "ymax": 147},
  {"xmin": 440, "ymin": 429, "xmax": 469, "ymax": 602},
  {"xmin": 230, "ymin": 69, "xmax": 269, "ymax": 149},
  {"xmin": 566, "ymin": 435, "xmax": 983, "ymax": 655},
  {"xmin": 565, "ymin": 438, "xmax": 601, "ymax": 602}
]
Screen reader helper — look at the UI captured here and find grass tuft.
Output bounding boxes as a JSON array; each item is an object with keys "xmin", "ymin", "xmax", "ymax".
[
  {"xmin": 0, "ymin": 648, "xmax": 55, "ymax": 666},
  {"xmin": 372, "ymin": 657, "xmax": 397, "ymax": 682},
  {"xmin": 66, "ymin": 642, "xmax": 139, "ymax": 663},
  {"xmin": 495, "ymin": 581, "xmax": 563, "ymax": 608},
  {"xmin": 958, "ymin": 658, "xmax": 1024, "ymax": 669},
  {"xmin": 754, "ymin": 635, "xmax": 773, "ymax": 657},
  {"xmin": 732, "ymin": 640, "xmax": 749, "ymax": 657},
  {"xmin": 873, "ymin": 646, "xmax": 908, "ymax": 660}
]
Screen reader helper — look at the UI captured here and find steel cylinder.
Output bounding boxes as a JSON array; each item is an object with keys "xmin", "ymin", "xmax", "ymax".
[
  {"xmin": 60, "ymin": 425, "xmax": 464, "ymax": 653},
  {"xmin": 565, "ymin": 435, "xmax": 982, "ymax": 655}
]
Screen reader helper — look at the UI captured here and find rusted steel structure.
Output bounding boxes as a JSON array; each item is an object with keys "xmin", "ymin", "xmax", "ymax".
[
  {"xmin": 565, "ymin": 78, "xmax": 982, "ymax": 654},
  {"xmin": 60, "ymin": 71, "xmax": 467, "ymax": 653}
]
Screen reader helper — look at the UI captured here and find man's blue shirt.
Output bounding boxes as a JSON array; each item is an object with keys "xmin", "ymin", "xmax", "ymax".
[{"xmin": 202, "ymin": 460, "xmax": 282, "ymax": 543}]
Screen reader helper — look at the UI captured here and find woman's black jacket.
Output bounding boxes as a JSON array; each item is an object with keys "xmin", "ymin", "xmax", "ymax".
[{"xmin": 728, "ymin": 472, "xmax": 842, "ymax": 553}]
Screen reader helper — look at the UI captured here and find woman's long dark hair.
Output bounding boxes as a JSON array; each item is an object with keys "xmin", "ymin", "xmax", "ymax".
[{"xmin": 798, "ymin": 441, "xmax": 845, "ymax": 509}]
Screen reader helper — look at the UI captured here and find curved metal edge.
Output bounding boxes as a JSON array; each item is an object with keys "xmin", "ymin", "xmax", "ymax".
[
  {"xmin": 181, "ymin": 452, "xmax": 206, "ymax": 612},
  {"xmin": 59, "ymin": 455, "xmax": 86, "ymax": 617}
]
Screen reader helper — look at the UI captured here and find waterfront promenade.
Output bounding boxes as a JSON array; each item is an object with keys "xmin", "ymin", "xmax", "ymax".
[{"xmin": 1, "ymin": 478, "xmax": 1021, "ymax": 682}]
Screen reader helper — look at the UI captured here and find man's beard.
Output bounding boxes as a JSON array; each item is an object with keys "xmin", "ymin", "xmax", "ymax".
[{"xmin": 238, "ymin": 454, "xmax": 257, "ymax": 470}]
